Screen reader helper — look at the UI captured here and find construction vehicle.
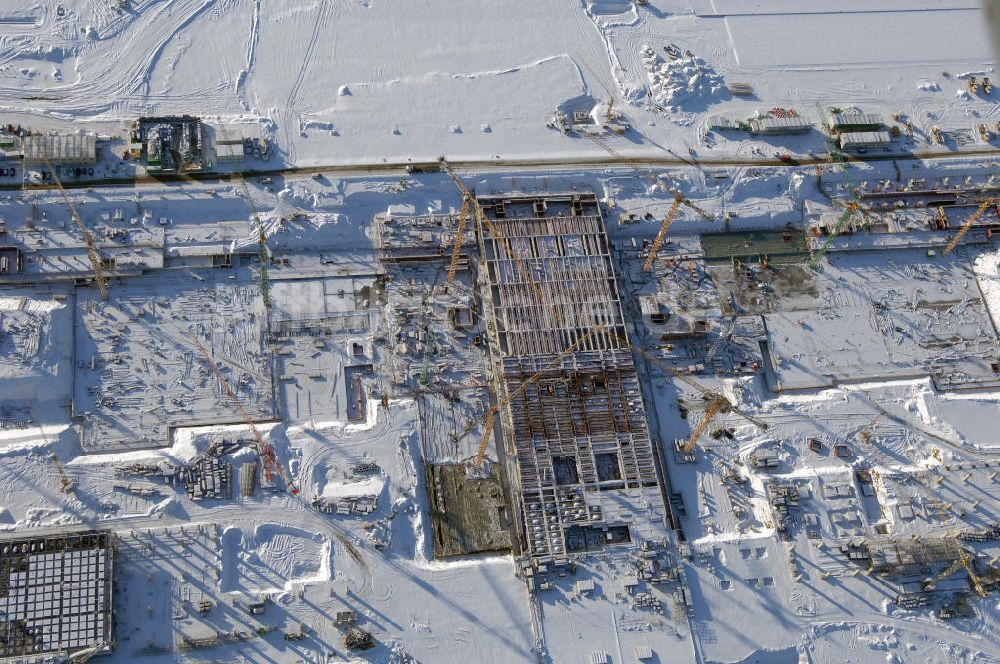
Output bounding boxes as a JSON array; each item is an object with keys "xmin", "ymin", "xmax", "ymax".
[
  {"xmin": 194, "ymin": 338, "xmax": 298, "ymax": 494},
  {"xmin": 627, "ymin": 342, "xmax": 767, "ymax": 453},
  {"xmin": 642, "ymin": 194, "xmax": 683, "ymax": 272},
  {"xmin": 41, "ymin": 155, "xmax": 109, "ymax": 300},
  {"xmin": 470, "ymin": 326, "xmax": 607, "ymax": 467},
  {"xmin": 942, "ymin": 198, "xmax": 993, "ymax": 255},
  {"xmin": 586, "ymin": 134, "xmax": 714, "ymax": 221}
]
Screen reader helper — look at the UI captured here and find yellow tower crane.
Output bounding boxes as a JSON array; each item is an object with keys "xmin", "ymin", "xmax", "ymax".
[
  {"xmin": 627, "ymin": 342, "xmax": 768, "ymax": 453},
  {"xmin": 642, "ymin": 194, "xmax": 683, "ymax": 272},
  {"xmin": 942, "ymin": 199, "xmax": 994, "ymax": 256},
  {"xmin": 41, "ymin": 156, "xmax": 109, "ymax": 300},
  {"xmin": 441, "ymin": 160, "xmax": 563, "ymax": 325},
  {"xmin": 470, "ymin": 325, "xmax": 607, "ymax": 468},
  {"xmin": 446, "ymin": 195, "xmax": 471, "ymax": 285}
]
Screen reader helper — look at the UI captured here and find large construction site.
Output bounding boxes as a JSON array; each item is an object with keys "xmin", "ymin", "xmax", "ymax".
[{"xmin": 2, "ymin": 1, "xmax": 1000, "ymax": 663}]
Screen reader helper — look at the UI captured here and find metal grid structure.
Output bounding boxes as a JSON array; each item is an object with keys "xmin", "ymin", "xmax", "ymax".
[
  {"xmin": 0, "ymin": 531, "xmax": 113, "ymax": 659},
  {"xmin": 476, "ymin": 193, "xmax": 665, "ymax": 562}
]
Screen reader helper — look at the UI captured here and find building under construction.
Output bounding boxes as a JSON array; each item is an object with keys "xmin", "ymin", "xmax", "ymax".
[
  {"xmin": 475, "ymin": 193, "xmax": 668, "ymax": 564},
  {"xmin": 0, "ymin": 530, "xmax": 113, "ymax": 660}
]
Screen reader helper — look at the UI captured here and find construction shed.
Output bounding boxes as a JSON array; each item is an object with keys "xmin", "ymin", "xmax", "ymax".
[
  {"xmin": 748, "ymin": 116, "xmax": 811, "ymax": 135},
  {"xmin": 22, "ymin": 133, "xmax": 97, "ymax": 165},
  {"xmin": 839, "ymin": 130, "xmax": 892, "ymax": 151},
  {"xmin": 827, "ymin": 113, "xmax": 883, "ymax": 133}
]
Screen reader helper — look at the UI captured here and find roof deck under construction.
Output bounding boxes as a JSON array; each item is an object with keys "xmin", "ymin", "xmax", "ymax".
[
  {"xmin": 0, "ymin": 530, "xmax": 113, "ymax": 660},
  {"xmin": 476, "ymin": 193, "xmax": 668, "ymax": 562}
]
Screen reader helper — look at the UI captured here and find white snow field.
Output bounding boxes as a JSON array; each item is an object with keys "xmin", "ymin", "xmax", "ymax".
[{"xmin": 0, "ymin": 0, "xmax": 994, "ymax": 167}]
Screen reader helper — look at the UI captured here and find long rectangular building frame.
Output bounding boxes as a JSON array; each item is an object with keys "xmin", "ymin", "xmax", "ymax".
[{"xmin": 475, "ymin": 193, "xmax": 668, "ymax": 564}]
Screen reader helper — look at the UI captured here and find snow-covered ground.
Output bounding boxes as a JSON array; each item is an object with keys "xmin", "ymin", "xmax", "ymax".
[
  {"xmin": 0, "ymin": 0, "xmax": 996, "ymax": 168},
  {"xmin": 1, "ymin": 2, "xmax": 1000, "ymax": 664}
]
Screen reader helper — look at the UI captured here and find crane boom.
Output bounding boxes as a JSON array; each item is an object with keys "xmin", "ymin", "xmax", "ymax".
[
  {"xmin": 960, "ymin": 550, "xmax": 988, "ymax": 597},
  {"xmin": 473, "ymin": 410, "xmax": 497, "ymax": 468},
  {"xmin": 42, "ymin": 156, "xmax": 109, "ymax": 299},
  {"xmin": 472, "ymin": 325, "xmax": 607, "ymax": 467},
  {"xmin": 194, "ymin": 338, "xmax": 298, "ymax": 494},
  {"xmin": 218, "ymin": 124, "xmax": 271, "ymax": 308},
  {"xmin": 628, "ymin": 341, "xmax": 768, "ymax": 431},
  {"xmin": 683, "ymin": 396, "xmax": 726, "ymax": 453},
  {"xmin": 704, "ymin": 319, "xmax": 737, "ymax": 364},
  {"xmin": 446, "ymin": 197, "xmax": 470, "ymax": 284},
  {"xmin": 234, "ymin": 173, "xmax": 271, "ymax": 308},
  {"xmin": 642, "ymin": 194, "xmax": 683, "ymax": 272},
  {"xmin": 808, "ymin": 201, "xmax": 859, "ymax": 268},
  {"xmin": 942, "ymin": 199, "xmax": 993, "ymax": 255},
  {"xmin": 587, "ymin": 135, "xmax": 713, "ymax": 220},
  {"xmin": 441, "ymin": 161, "xmax": 563, "ymax": 325}
]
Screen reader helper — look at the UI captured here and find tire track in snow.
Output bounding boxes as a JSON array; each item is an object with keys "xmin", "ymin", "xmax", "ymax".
[
  {"xmin": 235, "ymin": 0, "xmax": 260, "ymax": 109},
  {"xmin": 281, "ymin": 0, "xmax": 334, "ymax": 164},
  {"xmin": 0, "ymin": 0, "xmax": 229, "ymax": 117}
]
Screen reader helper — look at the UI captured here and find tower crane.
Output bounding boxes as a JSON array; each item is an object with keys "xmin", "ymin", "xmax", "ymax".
[
  {"xmin": 446, "ymin": 195, "xmax": 471, "ymax": 285},
  {"xmin": 682, "ymin": 395, "xmax": 730, "ymax": 454},
  {"xmin": 41, "ymin": 156, "xmax": 109, "ymax": 299},
  {"xmin": 922, "ymin": 556, "xmax": 964, "ymax": 591},
  {"xmin": 27, "ymin": 403, "xmax": 76, "ymax": 493},
  {"xmin": 642, "ymin": 194, "xmax": 683, "ymax": 272},
  {"xmin": 960, "ymin": 549, "xmax": 988, "ymax": 597},
  {"xmin": 194, "ymin": 338, "xmax": 298, "ymax": 494},
  {"xmin": 233, "ymin": 172, "xmax": 271, "ymax": 309},
  {"xmin": 920, "ymin": 546, "xmax": 988, "ymax": 597},
  {"xmin": 704, "ymin": 318, "xmax": 737, "ymax": 365},
  {"xmin": 808, "ymin": 200, "xmax": 860, "ymax": 268},
  {"xmin": 440, "ymin": 159, "xmax": 562, "ymax": 325},
  {"xmin": 628, "ymin": 342, "xmax": 768, "ymax": 453},
  {"xmin": 468, "ymin": 325, "xmax": 607, "ymax": 468},
  {"xmin": 48, "ymin": 451, "xmax": 77, "ymax": 494},
  {"xmin": 219, "ymin": 124, "xmax": 271, "ymax": 308},
  {"xmin": 942, "ymin": 198, "xmax": 994, "ymax": 256},
  {"xmin": 586, "ymin": 134, "xmax": 714, "ymax": 221}
]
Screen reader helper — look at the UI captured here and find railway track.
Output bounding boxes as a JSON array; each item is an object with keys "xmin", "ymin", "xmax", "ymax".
[{"xmin": 10, "ymin": 146, "xmax": 1000, "ymax": 192}]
